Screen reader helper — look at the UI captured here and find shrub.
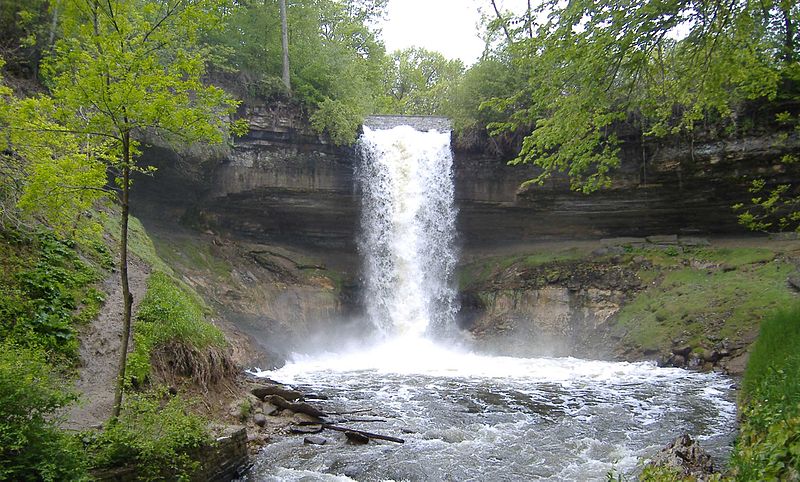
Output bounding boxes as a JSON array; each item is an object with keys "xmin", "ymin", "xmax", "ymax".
[
  {"xmin": 0, "ymin": 343, "xmax": 87, "ymax": 481},
  {"xmin": 127, "ymin": 272, "xmax": 226, "ymax": 385},
  {"xmin": 0, "ymin": 230, "xmax": 101, "ymax": 361},
  {"xmin": 87, "ymin": 388, "xmax": 211, "ymax": 481}
]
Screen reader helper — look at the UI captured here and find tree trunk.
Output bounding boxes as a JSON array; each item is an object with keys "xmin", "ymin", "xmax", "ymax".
[
  {"xmin": 279, "ymin": 0, "xmax": 291, "ymax": 94},
  {"xmin": 782, "ymin": 5, "xmax": 795, "ymax": 64},
  {"xmin": 111, "ymin": 132, "xmax": 133, "ymax": 421},
  {"xmin": 490, "ymin": 0, "xmax": 513, "ymax": 44}
]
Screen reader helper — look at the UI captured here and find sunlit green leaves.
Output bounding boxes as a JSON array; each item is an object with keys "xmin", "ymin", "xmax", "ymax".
[
  {"xmin": 44, "ymin": 0, "xmax": 240, "ymax": 160},
  {"xmin": 478, "ymin": 0, "xmax": 797, "ymax": 191},
  {"xmin": 377, "ymin": 47, "xmax": 465, "ymax": 116}
]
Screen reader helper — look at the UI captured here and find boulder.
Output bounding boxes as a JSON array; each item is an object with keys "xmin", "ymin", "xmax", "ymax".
[
  {"xmin": 672, "ymin": 345, "xmax": 692, "ymax": 357},
  {"xmin": 304, "ymin": 436, "xmax": 326, "ymax": 445},
  {"xmin": 262, "ymin": 402, "xmax": 279, "ymax": 416},
  {"xmin": 646, "ymin": 434, "xmax": 714, "ymax": 478},
  {"xmin": 253, "ymin": 413, "xmax": 267, "ymax": 427}
]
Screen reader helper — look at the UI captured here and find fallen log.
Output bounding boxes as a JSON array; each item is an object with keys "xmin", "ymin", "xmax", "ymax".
[
  {"xmin": 323, "ymin": 424, "xmax": 405, "ymax": 444},
  {"xmin": 267, "ymin": 395, "xmax": 326, "ymax": 418},
  {"xmin": 252, "ymin": 385, "xmax": 304, "ymax": 402}
]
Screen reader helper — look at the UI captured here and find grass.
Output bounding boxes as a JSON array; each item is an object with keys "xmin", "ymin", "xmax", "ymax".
[
  {"xmin": 150, "ymin": 235, "xmax": 231, "ymax": 282},
  {"xmin": 616, "ymin": 255, "xmax": 795, "ymax": 351},
  {"xmin": 127, "ymin": 271, "xmax": 226, "ymax": 385},
  {"xmin": 731, "ymin": 305, "xmax": 800, "ymax": 480},
  {"xmin": 462, "ymin": 243, "xmax": 798, "ymax": 356},
  {"xmin": 100, "ymin": 211, "xmax": 172, "ymax": 274}
]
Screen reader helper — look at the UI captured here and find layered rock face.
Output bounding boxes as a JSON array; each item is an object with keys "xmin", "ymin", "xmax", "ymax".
[
  {"xmin": 134, "ymin": 102, "xmax": 800, "ymax": 254},
  {"xmin": 460, "ymin": 258, "xmax": 643, "ymax": 359},
  {"xmin": 456, "ymin": 133, "xmax": 800, "ymax": 247}
]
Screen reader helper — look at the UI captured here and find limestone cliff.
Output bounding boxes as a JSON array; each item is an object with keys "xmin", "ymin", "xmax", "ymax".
[{"xmin": 134, "ymin": 102, "xmax": 800, "ymax": 254}]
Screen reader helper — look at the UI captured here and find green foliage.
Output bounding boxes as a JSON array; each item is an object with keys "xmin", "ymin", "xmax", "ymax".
[
  {"xmin": 127, "ymin": 272, "xmax": 225, "ymax": 385},
  {"xmin": 310, "ymin": 98, "xmax": 363, "ymax": 145},
  {"xmin": 0, "ymin": 65, "xmax": 108, "ymax": 239},
  {"xmin": 0, "ymin": 0, "xmax": 50, "ymax": 75},
  {"xmin": 0, "ymin": 342, "xmax": 88, "ymax": 481},
  {"xmin": 733, "ymin": 114, "xmax": 800, "ymax": 233},
  {"xmin": 43, "ymin": 0, "xmax": 240, "ymax": 166},
  {"xmin": 210, "ymin": 0, "xmax": 387, "ymax": 144},
  {"xmin": 469, "ymin": 0, "xmax": 798, "ymax": 191},
  {"xmin": 446, "ymin": 55, "xmax": 526, "ymax": 139},
  {"xmin": 87, "ymin": 388, "xmax": 211, "ymax": 481},
  {"xmin": 101, "ymin": 212, "xmax": 173, "ymax": 274},
  {"xmin": 732, "ymin": 305, "xmax": 800, "ymax": 479},
  {"xmin": 615, "ymin": 247, "xmax": 793, "ymax": 351},
  {"xmin": 376, "ymin": 47, "xmax": 464, "ymax": 116},
  {"xmin": 0, "ymin": 230, "xmax": 102, "ymax": 360}
]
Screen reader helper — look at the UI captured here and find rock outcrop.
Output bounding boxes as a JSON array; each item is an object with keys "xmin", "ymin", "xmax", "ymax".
[
  {"xmin": 645, "ymin": 434, "xmax": 716, "ymax": 480},
  {"xmin": 132, "ymin": 101, "xmax": 800, "ymax": 255}
]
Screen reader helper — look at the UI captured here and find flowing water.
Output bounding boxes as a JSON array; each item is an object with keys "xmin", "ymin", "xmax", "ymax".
[{"xmin": 246, "ymin": 123, "xmax": 737, "ymax": 481}]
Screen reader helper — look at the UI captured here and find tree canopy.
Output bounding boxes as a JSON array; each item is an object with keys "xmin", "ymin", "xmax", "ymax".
[{"xmin": 468, "ymin": 0, "xmax": 799, "ymax": 192}]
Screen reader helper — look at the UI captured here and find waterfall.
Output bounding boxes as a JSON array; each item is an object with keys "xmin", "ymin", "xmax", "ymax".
[{"xmin": 356, "ymin": 123, "xmax": 458, "ymax": 339}]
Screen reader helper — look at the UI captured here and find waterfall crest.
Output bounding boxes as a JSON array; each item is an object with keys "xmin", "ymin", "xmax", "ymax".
[{"xmin": 357, "ymin": 124, "xmax": 458, "ymax": 338}]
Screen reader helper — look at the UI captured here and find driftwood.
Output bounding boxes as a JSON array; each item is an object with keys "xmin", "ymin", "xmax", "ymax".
[
  {"xmin": 325, "ymin": 408, "xmax": 373, "ymax": 416},
  {"xmin": 329, "ymin": 417, "xmax": 388, "ymax": 424},
  {"xmin": 323, "ymin": 424, "xmax": 405, "ymax": 444},
  {"xmin": 252, "ymin": 385, "xmax": 304, "ymax": 402},
  {"xmin": 268, "ymin": 395, "xmax": 326, "ymax": 418}
]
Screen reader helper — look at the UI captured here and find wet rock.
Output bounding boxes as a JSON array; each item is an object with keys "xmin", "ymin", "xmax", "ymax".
[
  {"xmin": 344, "ymin": 431, "xmax": 370, "ymax": 444},
  {"xmin": 262, "ymin": 402, "xmax": 278, "ymax": 416},
  {"xmin": 253, "ymin": 413, "xmax": 267, "ymax": 427},
  {"xmin": 647, "ymin": 434, "xmax": 714, "ymax": 478},
  {"xmin": 343, "ymin": 466, "xmax": 362, "ymax": 478},
  {"xmin": 672, "ymin": 355, "xmax": 686, "ymax": 367},
  {"xmin": 672, "ymin": 345, "xmax": 692, "ymax": 357},
  {"xmin": 252, "ymin": 385, "xmax": 304, "ymax": 402},
  {"xmin": 304, "ymin": 436, "xmax": 326, "ymax": 445},
  {"xmin": 293, "ymin": 413, "xmax": 323, "ymax": 424},
  {"xmin": 700, "ymin": 349, "xmax": 720, "ymax": 363},
  {"xmin": 291, "ymin": 424, "xmax": 323, "ymax": 434},
  {"xmin": 788, "ymin": 272, "xmax": 800, "ymax": 291}
]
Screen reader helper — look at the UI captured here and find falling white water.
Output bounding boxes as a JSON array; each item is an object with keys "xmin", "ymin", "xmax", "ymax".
[{"xmin": 356, "ymin": 125, "xmax": 458, "ymax": 338}]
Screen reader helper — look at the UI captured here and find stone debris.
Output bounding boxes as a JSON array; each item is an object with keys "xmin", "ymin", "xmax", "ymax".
[{"xmin": 646, "ymin": 434, "xmax": 715, "ymax": 479}]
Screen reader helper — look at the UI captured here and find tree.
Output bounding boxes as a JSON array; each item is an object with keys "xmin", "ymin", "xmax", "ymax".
[
  {"xmin": 43, "ymin": 0, "xmax": 241, "ymax": 419},
  {"xmin": 208, "ymin": 0, "xmax": 388, "ymax": 143},
  {"xmin": 279, "ymin": 0, "xmax": 290, "ymax": 93},
  {"xmin": 377, "ymin": 47, "xmax": 464, "ymax": 116},
  {"xmin": 481, "ymin": 0, "xmax": 799, "ymax": 192},
  {"xmin": 0, "ymin": 60, "xmax": 107, "ymax": 238}
]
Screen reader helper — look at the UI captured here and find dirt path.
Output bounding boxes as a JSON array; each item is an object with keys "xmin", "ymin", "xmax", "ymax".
[{"xmin": 63, "ymin": 257, "xmax": 151, "ymax": 430}]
